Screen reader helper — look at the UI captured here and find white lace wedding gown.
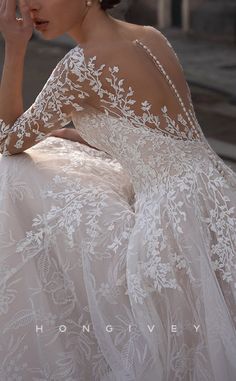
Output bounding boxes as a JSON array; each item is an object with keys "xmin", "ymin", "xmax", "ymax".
[{"xmin": 0, "ymin": 28, "xmax": 236, "ymax": 381}]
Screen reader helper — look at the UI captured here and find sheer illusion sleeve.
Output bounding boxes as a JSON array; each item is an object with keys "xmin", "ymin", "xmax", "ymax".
[{"xmin": 0, "ymin": 46, "xmax": 88, "ymax": 156}]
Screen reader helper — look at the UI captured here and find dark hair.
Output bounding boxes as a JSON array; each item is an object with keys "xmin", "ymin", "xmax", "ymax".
[{"xmin": 100, "ymin": 0, "xmax": 121, "ymax": 11}]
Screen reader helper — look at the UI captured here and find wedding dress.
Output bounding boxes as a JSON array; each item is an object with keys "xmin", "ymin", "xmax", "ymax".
[{"xmin": 0, "ymin": 28, "xmax": 236, "ymax": 381}]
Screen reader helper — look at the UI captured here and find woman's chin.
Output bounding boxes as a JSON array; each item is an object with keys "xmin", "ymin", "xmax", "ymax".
[
  {"xmin": 34, "ymin": 29, "xmax": 60, "ymax": 41},
  {"xmin": 42, "ymin": 33, "xmax": 55, "ymax": 41}
]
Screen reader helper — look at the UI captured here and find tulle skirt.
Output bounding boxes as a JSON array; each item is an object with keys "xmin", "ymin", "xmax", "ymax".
[{"xmin": 0, "ymin": 136, "xmax": 236, "ymax": 381}]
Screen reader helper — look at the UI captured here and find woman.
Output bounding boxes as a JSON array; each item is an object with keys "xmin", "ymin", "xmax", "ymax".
[{"xmin": 0, "ymin": 0, "xmax": 236, "ymax": 380}]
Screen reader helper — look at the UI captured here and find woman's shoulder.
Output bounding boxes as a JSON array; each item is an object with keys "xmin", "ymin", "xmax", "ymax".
[
  {"xmin": 52, "ymin": 24, "xmax": 173, "ymax": 81},
  {"xmin": 139, "ymin": 25, "xmax": 173, "ymax": 51},
  {"xmin": 63, "ymin": 45, "xmax": 85, "ymax": 64},
  {"xmin": 134, "ymin": 25, "xmax": 180, "ymax": 72},
  {"xmin": 46, "ymin": 44, "xmax": 88, "ymax": 89},
  {"xmin": 117, "ymin": 21, "xmax": 169, "ymax": 46},
  {"xmin": 53, "ymin": 45, "xmax": 85, "ymax": 73}
]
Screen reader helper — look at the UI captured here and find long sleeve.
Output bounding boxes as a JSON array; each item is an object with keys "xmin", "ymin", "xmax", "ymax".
[{"xmin": 0, "ymin": 45, "xmax": 89, "ymax": 156}]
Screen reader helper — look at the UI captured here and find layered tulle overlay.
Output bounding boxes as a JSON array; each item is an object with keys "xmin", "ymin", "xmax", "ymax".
[
  {"xmin": 0, "ymin": 29, "xmax": 236, "ymax": 380},
  {"xmin": 70, "ymin": 107, "xmax": 236, "ymax": 381},
  {"xmin": 0, "ymin": 136, "xmax": 136, "ymax": 380}
]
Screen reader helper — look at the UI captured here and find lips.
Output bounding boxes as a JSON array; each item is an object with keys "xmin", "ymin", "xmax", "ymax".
[
  {"xmin": 33, "ymin": 18, "xmax": 49, "ymax": 28},
  {"xmin": 33, "ymin": 17, "xmax": 49, "ymax": 24},
  {"xmin": 33, "ymin": 19, "xmax": 50, "ymax": 32}
]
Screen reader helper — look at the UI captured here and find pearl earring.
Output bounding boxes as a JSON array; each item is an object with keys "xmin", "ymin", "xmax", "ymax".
[{"xmin": 86, "ymin": 0, "xmax": 92, "ymax": 6}]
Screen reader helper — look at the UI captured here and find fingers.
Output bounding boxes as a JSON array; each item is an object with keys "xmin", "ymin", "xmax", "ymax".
[
  {"xmin": 19, "ymin": 0, "xmax": 32, "ymax": 27},
  {"xmin": 5, "ymin": 0, "xmax": 16, "ymax": 19},
  {"xmin": 0, "ymin": 0, "xmax": 32, "ymax": 44},
  {"xmin": 0, "ymin": 0, "xmax": 7, "ymax": 13},
  {"xmin": 47, "ymin": 129, "xmax": 67, "ymax": 138}
]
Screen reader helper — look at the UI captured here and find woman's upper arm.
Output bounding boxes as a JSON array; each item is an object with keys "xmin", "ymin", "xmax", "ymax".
[{"xmin": 0, "ymin": 46, "xmax": 89, "ymax": 156}]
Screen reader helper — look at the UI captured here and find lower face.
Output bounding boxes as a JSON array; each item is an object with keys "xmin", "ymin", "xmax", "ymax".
[{"xmin": 27, "ymin": 0, "xmax": 87, "ymax": 40}]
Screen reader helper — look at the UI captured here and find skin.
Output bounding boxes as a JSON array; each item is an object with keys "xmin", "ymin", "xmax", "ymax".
[
  {"xmin": 0, "ymin": 1, "xmax": 194, "ymax": 150},
  {"xmin": 25, "ymin": 0, "xmax": 139, "ymax": 46},
  {"xmin": 28, "ymin": 0, "xmax": 117, "ymax": 44},
  {"xmin": 0, "ymin": 0, "xmax": 138, "ymax": 145}
]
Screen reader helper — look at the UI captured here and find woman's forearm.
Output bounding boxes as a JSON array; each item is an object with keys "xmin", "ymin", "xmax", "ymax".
[{"xmin": 0, "ymin": 44, "xmax": 26, "ymax": 125}]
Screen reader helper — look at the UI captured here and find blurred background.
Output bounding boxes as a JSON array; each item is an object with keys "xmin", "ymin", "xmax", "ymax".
[{"xmin": 0, "ymin": 0, "xmax": 236, "ymax": 170}]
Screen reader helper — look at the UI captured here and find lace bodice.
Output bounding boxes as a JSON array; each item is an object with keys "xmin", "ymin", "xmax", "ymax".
[
  {"xmin": 0, "ymin": 29, "xmax": 235, "ymax": 190},
  {"xmin": 0, "ymin": 29, "xmax": 204, "ymax": 154}
]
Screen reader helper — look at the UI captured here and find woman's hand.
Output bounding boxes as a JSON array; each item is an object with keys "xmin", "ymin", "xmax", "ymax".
[
  {"xmin": 0, "ymin": 0, "xmax": 33, "ymax": 129},
  {"xmin": 47, "ymin": 128, "xmax": 99, "ymax": 151},
  {"xmin": 48, "ymin": 128, "xmax": 86, "ymax": 143},
  {"xmin": 0, "ymin": 0, "xmax": 33, "ymax": 50}
]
